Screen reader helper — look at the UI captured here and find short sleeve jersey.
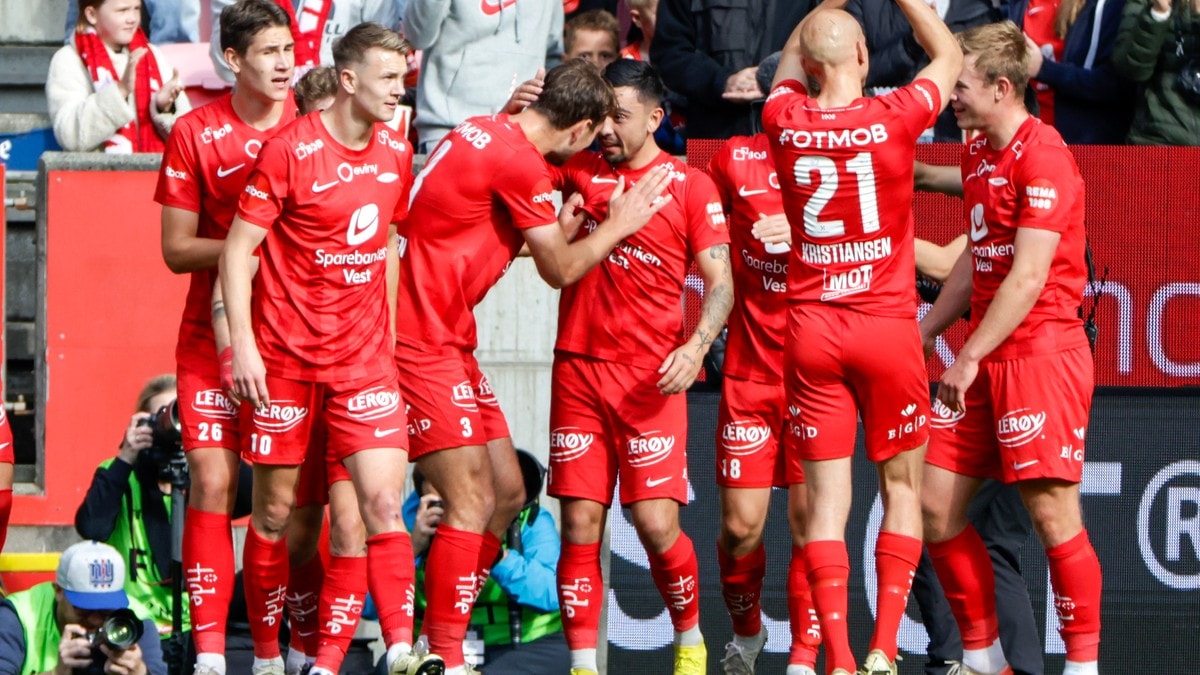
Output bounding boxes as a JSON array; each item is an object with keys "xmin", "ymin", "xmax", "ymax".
[
  {"xmin": 762, "ymin": 78, "xmax": 941, "ymax": 317},
  {"xmin": 394, "ymin": 114, "xmax": 558, "ymax": 352},
  {"xmin": 153, "ymin": 94, "xmax": 296, "ymax": 367},
  {"xmin": 706, "ymin": 133, "xmax": 788, "ymax": 384},
  {"xmin": 235, "ymin": 113, "xmax": 414, "ymax": 382},
  {"xmin": 960, "ymin": 116, "xmax": 1088, "ymax": 360},
  {"xmin": 553, "ymin": 150, "xmax": 730, "ymax": 370}
]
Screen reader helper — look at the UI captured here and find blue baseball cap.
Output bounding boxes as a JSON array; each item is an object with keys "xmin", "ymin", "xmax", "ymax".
[{"xmin": 57, "ymin": 541, "xmax": 129, "ymax": 611}]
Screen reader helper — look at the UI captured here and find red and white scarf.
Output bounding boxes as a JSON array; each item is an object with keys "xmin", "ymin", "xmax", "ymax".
[
  {"xmin": 73, "ymin": 27, "xmax": 164, "ymax": 153},
  {"xmin": 275, "ymin": 0, "xmax": 334, "ymax": 70}
]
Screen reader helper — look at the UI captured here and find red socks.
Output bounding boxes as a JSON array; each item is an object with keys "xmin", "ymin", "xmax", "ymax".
[
  {"xmin": 927, "ymin": 525, "xmax": 1000, "ymax": 650},
  {"xmin": 805, "ymin": 539, "xmax": 855, "ymax": 673},
  {"xmin": 183, "ymin": 507, "xmax": 235, "ymax": 656},
  {"xmin": 558, "ymin": 541, "xmax": 603, "ymax": 650},
  {"xmin": 422, "ymin": 525, "xmax": 484, "ymax": 668},
  {"xmin": 313, "ymin": 554, "xmax": 368, "ymax": 671},
  {"xmin": 0, "ymin": 488, "xmax": 11, "ymax": 554},
  {"xmin": 367, "ymin": 531, "xmax": 417, "ymax": 648},
  {"xmin": 243, "ymin": 524, "xmax": 290, "ymax": 659},
  {"xmin": 647, "ymin": 533, "xmax": 701, "ymax": 632},
  {"xmin": 1046, "ymin": 530, "xmax": 1102, "ymax": 662},
  {"xmin": 286, "ymin": 553, "xmax": 324, "ymax": 657},
  {"xmin": 718, "ymin": 543, "xmax": 766, "ymax": 638},
  {"xmin": 869, "ymin": 531, "xmax": 922, "ymax": 660},
  {"xmin": 788, "ymin": 544, "xmax": 820, "ymax": 668}
]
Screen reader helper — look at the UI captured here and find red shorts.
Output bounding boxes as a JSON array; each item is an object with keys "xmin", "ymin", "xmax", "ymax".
[
  {"xmin": 394, "ymin": 342, "xmax": 510, "ymax": 461},
  {"xmin": 547, "ymin": 354, "xmax": 689, "ymax": 507},
  {"xmin": 926, "ymin": 346, "xmax": 1094, "ymax": 484},
  {"xmin": 293, "ymin": 417, "xmax": 352, "ymax": 508},
  {"xmin": 716, "ymin": 376, "xmax": 791, "ymax": 488},
  {"xmin": 177, "ymin": 358, "xmax": 246, "ymax": 453},
  {"xmin": 0, "ymin": 404, "xmax": 13, "ymax": 463},
  {"xmin": 783, "ymin": 305, "xmax": 931, "ymax": 470},
  {"xmin": 243, "ymin": 370, "xmax": 408, "ymax": 467}
]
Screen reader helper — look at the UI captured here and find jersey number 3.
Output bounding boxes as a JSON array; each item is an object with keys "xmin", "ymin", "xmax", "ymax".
[{"xmin": 793, "ymin": 152, "xmax": 880, "ymax": 239}]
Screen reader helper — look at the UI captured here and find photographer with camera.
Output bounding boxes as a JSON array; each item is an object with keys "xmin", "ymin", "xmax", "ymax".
[
  {"xmin": 0, "ymin": 540, "xmax": 166, "ymax": 674},
  {"xmin": 392, "ymin": 450, "xmax": 567, "ymax": 674},
  {"xmin": 74, "ymin": 375, "xmax": 251, "ymax": 669}
]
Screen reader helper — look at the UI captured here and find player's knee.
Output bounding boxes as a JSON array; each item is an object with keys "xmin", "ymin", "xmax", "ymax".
[
  {"xmin": 189, "ymin": 471, "xmax": 234, "ymax": 512},
  {"xmin": 921, "ymin": 493, "xmax": 955, "ymax": 542},
  {"xmin": 328, "ymin": 519, "xmax": 367, "ymax": 556},
  {"xmin": 359, "ymin": 489, "xmax": 403, "ymax": 528},
  {"xmin": 255, "ymin": 497, "xmax": 296, "ymax": 537},
  {"xmin": 631, "ymin": 516, "xmax": 680, "ymax": 554},
  {"xmin": 560, "ymin": 503, "xmax": 604, "ymax": 543},
  {"xmin": 718, "ymin": 514, "xmax": 761, "ymax": 554}
]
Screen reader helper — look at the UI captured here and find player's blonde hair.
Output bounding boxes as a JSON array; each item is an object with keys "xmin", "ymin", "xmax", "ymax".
[
  {"xmin": 957, "ymin": 21, "xmax": 1029, "ymax": 100},
  {"xmin": 332, "ymin": 22, "xmax": 410, "ymax": 72}
]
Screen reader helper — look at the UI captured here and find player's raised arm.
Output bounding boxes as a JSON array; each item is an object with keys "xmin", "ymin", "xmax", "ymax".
[
  {"xmin": 523, "ymin": 167, "xmax": 673, "ymax": 289},
  {"xmin": 900, "ymin": 0, "xmax": 963, "ymax": 109}
]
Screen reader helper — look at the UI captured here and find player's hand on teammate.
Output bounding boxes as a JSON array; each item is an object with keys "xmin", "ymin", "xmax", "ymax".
[
  {"xmin": 752, "ymin": 212, "xmax": 791, "ymax": 245},
  {"xmin": 558, "ymin": 192, "xmax": 587, "ymax": 241},
  {"xmin": 936, "ymin": 355, "xmax": 978, "ymax": 413},
  {"xmin": 657, "ymin": 339, "xmax": 705, "ymax": 395},
  {"xmin": 503, "ymin": 67, "xmax": 546, "ymax": 114},
  {"xmin": 230, "ymin": 343, "xmax": 270, "ymax": 408},
  {"xmin": 722, "ymin": 66, "xmax": 764, "ymax": 102},
  {"xmin": 607, "ymin": 165, "xmax": 674, "ymax": 239}
]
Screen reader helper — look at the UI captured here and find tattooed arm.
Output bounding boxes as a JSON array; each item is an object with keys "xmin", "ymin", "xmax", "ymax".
[{"xmin": 656, "ymin": 244, "xmax": 734, "ymax": 395}]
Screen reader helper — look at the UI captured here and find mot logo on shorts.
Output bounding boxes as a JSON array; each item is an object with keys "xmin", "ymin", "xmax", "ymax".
[
  {"xmin": 930, "ymin": 399, "xmax": 964, "ymax": 429},
  {"xmin": 550, "ymin": 427, "xmax": 595, "ymax": 462},
  {"xmin": 253, "ymin": 401, "xmax": 309, "ymax": 433},
  {"xmin": 450, "ymin": 381, "xmax": 478, "ymax": 412},
  {"xmin": 627, "ymin": 432, "xmax": 675, "ymax": 468},
  {"xmin": 191, "ymin": 389, "xmax": 239, "ymax": 419},
  {"xmin": 347, "ymin": 386, "xmax": 401, "ymax": 421},
  {"xmin": 720, "ymin": 421, "xmax": 771, "ymax": 456},
  {"xmin": 996, "ymin": 408, "xmax": 1047, "ymax": 448}
]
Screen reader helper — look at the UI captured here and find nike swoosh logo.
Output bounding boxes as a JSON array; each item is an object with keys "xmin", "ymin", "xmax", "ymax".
[
  {"xmin": 645, "ymin": 476, "xmax": 673, "ymax": 488},
  {"xmin": 481, "ymin": 0, "xmax": 517, "ymax": 15},
  {"xmin": 195, "ymin": 622, "xmax": 219, "ymax": 631},
  {"xmin": 296, "ymin": 629, "xmax": 316, "ymax": 637},
  {"xmin": 1012, "ymin": 459, "xmax": 1041, "ymax": 471},
  {"xmin": 374, "ymin": 428, "xmax": 401, "ymax": 438},
  {"xmin": 216, "ymin": 164, "xmax": 245, "ymax": 178},
  {"xmin": 0, "ymin": 443, "xmax": 8, "ymax": 450},
  {"xmin": 739, "ymin": 186, "xmax": 768, "ymax": 197},
  {"xmin": 591, "ymin": 176, "xmax": 619, "ymax": 184},
  {"xmin": 312, "ymin": 179, "xmax": 339, "ymax": 193}
]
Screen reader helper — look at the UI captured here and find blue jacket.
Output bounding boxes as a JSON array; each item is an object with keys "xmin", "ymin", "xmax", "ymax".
[{"xmin": 1012, "ymin": 0, "xmax": 1136, "ymax": 143}]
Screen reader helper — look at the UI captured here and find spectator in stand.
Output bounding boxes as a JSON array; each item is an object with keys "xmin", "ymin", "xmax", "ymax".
[
  {"xmin": 621, "ymin": 0, "xmax": 658, "ymax": 61},
  {"xmin": 651, "ymin": 0, "xmax": 812, "ymax": 138},
  {"xmin": 564, "ymin": 9, "xmax": 621, "ymax": 69},
  {"xmin": 65, "ymin": 0, "xmax": 201, "ymax": 43},
  {"xmin": 1113, "ymin": 0, "xmax": 1200, "ymax": 144},
  {"xmin": 848, "ymin": 0, "xmax": 1000, "ymax": 141},
  {"xmin": 404, "ymin": 0, "xmax": 564, "ymax": 152},
  {"xmin": 1016, "ymin": 0, "xmax": 1135, "ymax": 143},
  {"xmin": 48, "ymin": 0, "xmax": 190, "ymax": 153},
  {"xmin": 210, "ymin": 0, "xmax": 401, "ymax": 82}
]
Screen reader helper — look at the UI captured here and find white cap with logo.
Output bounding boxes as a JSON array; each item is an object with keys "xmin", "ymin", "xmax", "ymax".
[{"xmin": 56, "ymin": 541, "xmax": 129, "ymax": 611}]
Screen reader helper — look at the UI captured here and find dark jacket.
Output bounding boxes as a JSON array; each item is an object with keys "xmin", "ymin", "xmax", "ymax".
[
  {"xmin": 848, "ymin": 0, "xmax": 1000, "ymax": 140},
  {"xmin": 1013, "ymin": 0, "xmax": 1136, "ymax": 143},
  {"xmin": 651, "ymin": 0, "xmax": 813, "ymax": 138},
  {"xmin": 1112, "ymin": 0, "xmax": 1200, "ymax": 144}
]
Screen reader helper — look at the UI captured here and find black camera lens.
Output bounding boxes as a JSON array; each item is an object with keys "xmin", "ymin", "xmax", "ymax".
[{"xmin": 95, "ymin": 608, "xmax": 144, "ymax": 650}]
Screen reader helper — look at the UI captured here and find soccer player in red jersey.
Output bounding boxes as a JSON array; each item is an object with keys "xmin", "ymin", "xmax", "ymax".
[
  {"xmin": 155, "ymin": 2, "xmax": 295, "ymax": 672},
  {"xmin": 220, "ymin": 23, "xmax": 440, "ymax": 675},
  {"xmin": 394, "ymin": 60, "xmax": 672, "ymax": 675},
  {"xmin": 762, "ymin": 1, "xmax": 961, "ymax": 672},
  {"xmin": 0, "ymin": 403, "xmax": 12, "ymax": 555},
  {"xmin": 546, "ymin": 59, "xmax": 732, "ymax": 675},
  {"xmin": 919, "ymin": 22, "xmax": 1098, "ymax": 675},
  {"xmin": 707, "ymin": 130, "xmax": 821, "ymax": 674}
]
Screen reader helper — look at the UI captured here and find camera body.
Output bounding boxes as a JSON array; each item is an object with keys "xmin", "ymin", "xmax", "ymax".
[{"xmin": 137, "ymin": 400, "xmax": 186, "ymax": 483}]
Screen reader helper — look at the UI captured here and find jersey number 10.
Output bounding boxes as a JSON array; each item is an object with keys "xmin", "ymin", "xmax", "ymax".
[{"xmin": 793, "ymin": 152, "xmax": 880, "ymax": 239}]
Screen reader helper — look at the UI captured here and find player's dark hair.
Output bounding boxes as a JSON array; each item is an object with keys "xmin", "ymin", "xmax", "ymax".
[
  {"xmin": 294, "ymin": 66, "xmax": 338, "ymax": 113},
  {"xmin": 220, "ymin": 0, "xmax": 292, "ymax": 56},
  {"xmin": 603, "ymin": 58, "xmax": 666, "ymax": 108},
  {"xmin": 529, "ymin": 60, "xmax": 619, "ymax": 130},
  {"xmin": 332, "ymin": 22, "xmax": 410, "ymax": 72},
  {"xmin": 957, "ymin": 21, "xmax": 1029, "ymax": 100}
]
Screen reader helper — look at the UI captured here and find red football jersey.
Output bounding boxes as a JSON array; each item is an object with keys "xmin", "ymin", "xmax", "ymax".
[
  {"xmin": 960, "ymin": 116, "xmax": 1088, "ymax": 360},
  {"xmin": 394, "ymin": 114, "xmax": 558, "ymax": 352},
  {"xmin": 763, "ymin": 79, "xmax": 940, "ymax": 317},
  {"xmin": 236, "ymin": 113, "xmax": 414, "ymax": 382},
  {"xmin": 154, "ymin": 93, "xmax": 297, "ymax": 366},
  {"xmin": 706, "ymin": 133, "xmax": 789, "ymax": 384},
  {"xmin": 553, "ymin": 150, "xmax": 730, "ymax": 370}
]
